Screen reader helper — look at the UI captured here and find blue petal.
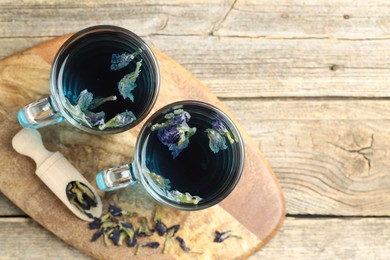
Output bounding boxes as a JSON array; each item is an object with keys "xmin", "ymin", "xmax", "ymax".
[
  {"xmin": 110, "ymin": 49, "xmax": 142, "ymax": 71},
  {"xmin": 99, "ymin": 110, "xmax": 136, "ymax": 130},
  {"xmin": 157, "ymin": 126, "xmax": 181, "ymax": 145},
  {"xmin": 117, "ymin": 61, "xmax": 142, "ymax": 101},
  {"xmin": 206, "ymin": 129, "xmax": 227, "ymax": 153},
  {"xmin": 77, "ymin": 89, "xmax": 93, "ymax": 111}
]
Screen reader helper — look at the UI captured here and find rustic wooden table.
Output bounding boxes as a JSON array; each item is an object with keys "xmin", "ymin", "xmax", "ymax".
[{"xmin": 1, "ymin": 0, "xmax": 390, "ymax": 259}]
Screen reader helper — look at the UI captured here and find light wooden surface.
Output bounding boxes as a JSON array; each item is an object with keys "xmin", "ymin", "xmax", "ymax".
[
  {"xmin": 0, "ymin": 34, "xmax": 284, "ymax": 259},
  {"xmin": 1, "ymin": 0, "xmax": 390, "ymax": 259}
]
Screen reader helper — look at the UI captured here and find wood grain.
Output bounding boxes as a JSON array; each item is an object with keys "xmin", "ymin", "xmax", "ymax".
[
  {"xmin": 2, "ymin": 0, "xmax": 390, "ymax": 258},
  {"xmin": 2, "ymin": 1, "xmax": 390, "ymax": 98},
  {"xmin": 2, "ymin": 216, "xmax": 389, "ymax": 260},
  {"xmin": 0, "ymin": 35, "xmax": 284, "ymax": 259},
  {"xmin": 224, "ymin": 99, "xmax": 390, "ymax": 216}
]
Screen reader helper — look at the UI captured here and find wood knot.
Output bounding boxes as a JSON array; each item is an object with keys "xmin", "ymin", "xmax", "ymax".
[
  {"xmin": 330, "ymin": 64, "xmax": 339, "ymax": 71},
  {"xmin": 343, "ymin": 14, "xmax": 351, "ymax": 19}
]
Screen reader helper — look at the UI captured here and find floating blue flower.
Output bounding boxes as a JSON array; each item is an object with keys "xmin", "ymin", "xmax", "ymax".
[
  {"xmin": 212, "ymin": 119, "xmax": 235, "ymax": 144},
  {"xmin": 64, "ymin": 89, "xmax": 117, "ymax": 129},
  {"xmin": 157, "ymin": 126, "xmax": 181, "ymax": 146},
  {"xmin": 99, "ymin": 110, "xmax": 136, "ymax": 130},
  {"xmin": 84, "ymin": 111, "xmax": 105, "ymax": 126},
  {"xmin": 206, "ymin": 119, "xmax": 235, "ymax": 153},
  {"xmin": 151, "ymin": 109, "xmax": 196, "ymax": 159},
  {"xmin": 205, "ymin": 128, "xmax": 228, "ymax": 154},
  {"xmin": 110, "ymin": 48, "xmax": 142, "ymax": 71},
  {"xmin": 117, "ymin": 61, "xmax": 142, "ymax": 102}
]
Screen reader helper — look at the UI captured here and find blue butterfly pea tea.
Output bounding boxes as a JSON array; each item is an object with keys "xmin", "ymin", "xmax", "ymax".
[
  {"xmin": 96, "ymin": 101, "xmax": 245, "ymax": 211},
  {"xmin": 18, "ymin": 25, "xmax": 160, "ymax": 134}
]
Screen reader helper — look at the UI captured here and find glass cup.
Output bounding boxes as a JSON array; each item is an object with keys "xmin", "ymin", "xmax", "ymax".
[
  {"xmin": 18, "ymin": 25, "xmax": 160, "ymax": 134},
  {"xmin": 96, "ymin": 100, "xmax": 245, "ymax": 210}
]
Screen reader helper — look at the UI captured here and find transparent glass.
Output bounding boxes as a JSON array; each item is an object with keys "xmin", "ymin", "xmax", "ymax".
[
  {"xmin": 18, "ymin": 25, "xmax": 160, "ymax": 134},
  {"xmin": 96, "ymin": 100, "xmax": 245, "ymax": 210}
]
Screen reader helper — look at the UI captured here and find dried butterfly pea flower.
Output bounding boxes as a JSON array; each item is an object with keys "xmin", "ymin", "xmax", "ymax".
[
  {"xmin": 89, "ymin": 218, "xmax": 101, "ymax": 230},
  {"xmin": 214, "ymin": 230, "xmax": 242, "ymax": 243},
  {"xmin": 137, "ymin": 217, "xmax": 155, "ymax": 237},
  {"xmin": 176, "ymin": 236, "xmax": 190, "ymax": 252},
  {"xmin": 110, "ymin": 48, "xmax": 142, "ymax": 71},
  {"xmin": 163, "ymin": 224, "xmax": 180, "ymax": 254},
  {"xmin": 103, "ymin": 228, "xmax": 115, "ymax": 247},
  {"xmin": 98, "ymin": 110, "xmax": 136, "ymax": 130},
  {"xmin": 91, "ymin": 229, "xmax": 104, "ymax": 242},
  {"xmin": 117, "ymin": 60, "xmax": 142, "ymax": 102},
  {"xmin": 153, "ymin": 206, "xmax": 167, "ymax": 236},
  {"xmin": 135, "ymin": 242, "xmax": 160, "ymax": 255},
  {"xmin": 109, "ymin": 228, "xmax": 122, "ymax": 246},
  {"xmin": 66, "ymin": 181, "xmax": 97, "ymax": 217}
]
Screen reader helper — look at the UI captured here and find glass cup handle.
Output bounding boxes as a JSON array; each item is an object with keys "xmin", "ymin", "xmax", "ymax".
[
  {"xmin": 96, "ymin": 164, "xmax": 139, "ymax": 192},
  {"xmin": 18, "ymin": 97, "xmax": 65, "ymax": 128}
]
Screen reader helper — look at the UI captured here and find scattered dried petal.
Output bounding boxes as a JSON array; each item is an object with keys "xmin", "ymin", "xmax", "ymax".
[
  {"xmin": 137, "ymin": 217, "xmax": 155, "ymax": 237},
  {"xmin": 109, "ymin": 228, "xmax": 122, "ymax": 246},
  {"xmin": 166, "ymin": 224, "xmax": 180, "ymax": 237},
  {"xmin": 176, "ymin": 236, "xmax": 191, "ymax": 252},
  {"xmin": 214, "ymin": 230, "xmax": 242, "ymax": 243},
  {"xmin": 156, "ymin": 220, "xmax": 167, "ymax": 236},
  {"xmin": 108, "ymin": 204, "xmax": 123, "ymax": 217},
  {"xmin": 91, "ymin": 229, "xmax": 104, "ymax": 242},
  {"xmin": 89, "ymin": 218, "xmax": 102, "ymax": 229},
  {"xmin": 143, "ymin": 242, "xmax": 160, "ymax": 248}
]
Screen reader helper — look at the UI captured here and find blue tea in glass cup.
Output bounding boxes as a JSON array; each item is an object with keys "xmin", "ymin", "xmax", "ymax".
[
  {"xmin": 18, "ymin": 25, "xmax": 160, "ymax": 134},
  {"xmin": 96, "ymin": 100, "xmax": 245, "ymax": 210}
]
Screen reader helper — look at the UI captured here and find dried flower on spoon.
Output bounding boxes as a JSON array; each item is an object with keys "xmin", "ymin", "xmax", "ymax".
[{"xmin": 66, "ymin": 181, "xmax": 98, "ymax": 218}]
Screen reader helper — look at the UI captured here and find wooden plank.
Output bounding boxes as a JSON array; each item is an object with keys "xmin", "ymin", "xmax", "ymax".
[
  {"xmin": 0, "ymin": 218, "xmax": 91, "ymax": 259},
  {"xmin": 2, "ymin": 0, "xmax": 390, "ymax": 39},
  {"xmin": 223, "ymin": 99, "xmax": 390, "ymax": 216},
  {"xmin": 0, "ymin": 193, "xmax": 24, "ymax": 216},
  {"xmin": 1, "ymin": 1, "xmax": 390, "ymax": 98},
  {"xmin": 0, "ymin": 0, "xmax": 233, "ymax": 37},
  {"xmin": 1, "ymin": 217, "xmax": 389, "ymax": 259},
  {"xmin": 2, "ymin": 36, "xmax": 390, "ymax": 98},
  {"xmin": 215, "ymin": 0, "xmax": 390, "ymax": 39},
  {"xmin": 251, "ymin": 217, "xmax": 390, "ymax": 259}
]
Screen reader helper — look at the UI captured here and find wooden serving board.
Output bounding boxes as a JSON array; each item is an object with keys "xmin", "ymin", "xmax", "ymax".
[{"xmin": 0, "ymin": 35, "xmax": 285, "ymax": 259}]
